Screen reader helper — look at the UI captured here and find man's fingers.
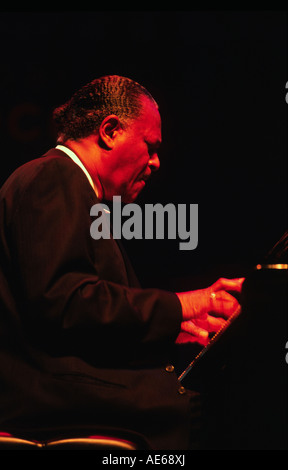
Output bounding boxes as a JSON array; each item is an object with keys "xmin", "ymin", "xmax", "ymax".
[
  {"xmin": 209, "ymin": 289, "xmax": 240, "ymax": 317},
  {"xmin": 180, "ymin": 320, "xmax": 209, "ymax": 344},
  {"xmin": 195, "ymin": 315, "xmax": 226, "ymax": 332},
  {"xmin": 176, "ymin": 277, "xmax": 244, "ymax": 322},
  {"xmin": 211, "ymin": 277, "xmax": 245, "ymax": 294},
  {"xmin": 177, "ymin": 313, "xmax": 228, "ymax": 346},
  {"xmin": 208, "ymin": 277, "xmax": 244, "ymax": 319}
]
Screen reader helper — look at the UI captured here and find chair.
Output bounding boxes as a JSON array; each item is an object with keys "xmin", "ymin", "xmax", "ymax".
[
  {"xmin": 0, "ymin": 430, "xmax": 149, "ymax": 450},
  {"xmin": 0, "ymin": 432, "xmax": 42, "ymax": 449}
]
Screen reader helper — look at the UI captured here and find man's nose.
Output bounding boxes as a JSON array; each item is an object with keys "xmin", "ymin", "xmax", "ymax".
[{"xmin": 149, "ymin": 153, "xmax": 160, "ymax": 172}]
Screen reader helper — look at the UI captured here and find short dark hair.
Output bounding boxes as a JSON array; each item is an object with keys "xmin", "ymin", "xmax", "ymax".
[{"xmin": 53, "ymin": 75, "xmax": 156, "ymax": 141}]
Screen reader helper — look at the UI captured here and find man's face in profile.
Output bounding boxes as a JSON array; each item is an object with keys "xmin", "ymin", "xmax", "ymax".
[{"xmin": 102, "ymin": 97, "xmax": 162, "ymax": 203}]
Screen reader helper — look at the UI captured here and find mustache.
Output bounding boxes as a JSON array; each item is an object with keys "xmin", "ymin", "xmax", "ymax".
[{"xmin": 139, "ymin": 170, "xmax": 151, "ymax": 182}]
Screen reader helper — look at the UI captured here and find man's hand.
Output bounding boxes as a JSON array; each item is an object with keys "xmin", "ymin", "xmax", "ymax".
[{"xmin": 175, "ymin": 277, "xmax": 245, "ymax": 346}]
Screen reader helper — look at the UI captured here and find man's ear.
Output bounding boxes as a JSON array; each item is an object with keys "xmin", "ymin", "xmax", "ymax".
[{"xmin": 98, "ymin": 115, "xmax": 122, "ymax": 149}]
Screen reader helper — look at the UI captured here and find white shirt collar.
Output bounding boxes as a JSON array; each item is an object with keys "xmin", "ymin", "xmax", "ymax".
[{"xmin": 56, "ymin": 144, "xmax": 98, "ymax": 197}]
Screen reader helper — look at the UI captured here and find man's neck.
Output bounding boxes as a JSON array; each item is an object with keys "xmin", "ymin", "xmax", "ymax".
[{"xmin": 57, "ymin": 139, "xmax": 104, "ymax": 200}]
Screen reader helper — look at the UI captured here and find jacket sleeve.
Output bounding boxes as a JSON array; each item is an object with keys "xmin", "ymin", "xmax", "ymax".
[{"xmin": 7, "ymin": 157, "xmax": 182, "ymax": 366}]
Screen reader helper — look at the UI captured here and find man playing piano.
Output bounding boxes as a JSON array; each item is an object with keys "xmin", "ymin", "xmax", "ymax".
[{"xmin": 0, "ymin": 75, "xmax": 243, "ymax": 449}]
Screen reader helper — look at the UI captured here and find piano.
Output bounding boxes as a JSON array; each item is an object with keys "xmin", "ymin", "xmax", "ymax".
[{"xmin": 176, "ymin": 231, "xmax": 288, "ymax": 449}]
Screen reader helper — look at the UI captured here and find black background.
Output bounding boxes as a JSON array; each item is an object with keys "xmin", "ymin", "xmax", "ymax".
[{"xmin": 0, "ymin": 10, "xmax": 287, "ymax": 291}]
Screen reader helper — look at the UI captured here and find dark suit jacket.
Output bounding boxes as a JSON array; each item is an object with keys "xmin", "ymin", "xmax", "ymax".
[{"xmin": 0, "ymin": 149, "xmax": 197, "ymax": 449}]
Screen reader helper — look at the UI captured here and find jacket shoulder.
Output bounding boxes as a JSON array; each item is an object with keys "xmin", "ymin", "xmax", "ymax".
[{"xmin": 0, "ymin": 149, "xmax": 92, "ymax": 197}]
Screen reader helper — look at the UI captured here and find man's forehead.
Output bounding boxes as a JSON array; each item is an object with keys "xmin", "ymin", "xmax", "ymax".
[
  {"xmin": 137, "ymin": 97, "xmax": 162, "ymax": 136},
  {"xmin": 140, "ymin": 95, "xmax": 160, "ymax": 118}
]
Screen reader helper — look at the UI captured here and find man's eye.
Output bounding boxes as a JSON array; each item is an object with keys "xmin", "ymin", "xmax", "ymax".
[
  {"xmin": 146, "ymin": 142, "xmax": 155, "ymax": 153},
  {"xmin": 145, "ymin": 140, "xmax": 160, "ymax": 155}
]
